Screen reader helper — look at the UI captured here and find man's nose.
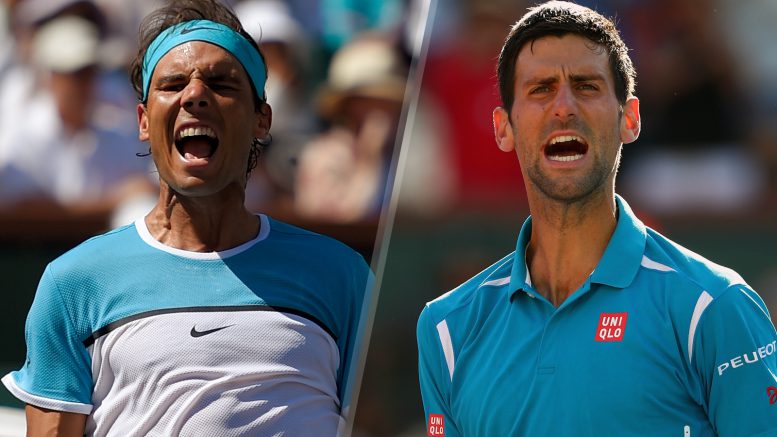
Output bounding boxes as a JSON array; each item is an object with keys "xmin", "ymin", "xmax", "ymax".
[
  {"xmin": 181, "ymin": 80, "xmax": 210, "ymax": 110},
  {"xmin": 552, "ymin": 85, "xmax": 577, "ymax": 121}
]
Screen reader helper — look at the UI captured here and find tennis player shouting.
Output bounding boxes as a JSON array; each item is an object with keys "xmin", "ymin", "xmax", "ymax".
[
  {"xmin": 4, "ymin": 1, "xmax": 371, "ymax": 435},
  {"xmin": 418, "ymin": 2, "xmax": 777, "ymax": 435}
]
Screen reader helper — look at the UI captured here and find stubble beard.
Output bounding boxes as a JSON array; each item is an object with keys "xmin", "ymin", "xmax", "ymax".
[{"xmin": 526, "ymin": 142, "xmax": 621, "ymax": 205}]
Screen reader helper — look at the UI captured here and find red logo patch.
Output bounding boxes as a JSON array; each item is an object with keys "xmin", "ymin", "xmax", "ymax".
[
  {"xmin": 428, "ymin": 414, "xmax": 445, "ymax": 436},
  {"xmin": 595, "ymin": 312, "xmax": 628, "ymax": 342},
  {"xmin": 767, "ymin": 386, "xmax": 777, "ymax": 404}
]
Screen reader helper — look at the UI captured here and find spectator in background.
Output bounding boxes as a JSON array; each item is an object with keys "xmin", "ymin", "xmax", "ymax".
[
  {"xmin": 617, "ymin": 0, "xmax": 768, "ymax": 215},
  {"xmin": 277, "ymin": 0, "xmax": 404, "ymax": 58},
  {"xmin": 415, "ymin": 0, "xmax": 529, "ymax": 210},
  {"xmin": 0, "ymin": 0, "xmax": 19, "ymax": 75},
  {"xmin": 0, "ymin": 1, "xmax": 154, "ymax": 227},
  {"xmin": 713, "ymin": 0, "xmax": 777, "ymax": 204},
  {"xmin": 235, "ymin": 0, "xmax": 317, "ymax": 213},
  {"xmin": 294, "ymin": 34, "xmax": 406, "ymax": 223},
  {"xmin": 0, "ymin": 0, "xmax": 113, "ymax": 134}
]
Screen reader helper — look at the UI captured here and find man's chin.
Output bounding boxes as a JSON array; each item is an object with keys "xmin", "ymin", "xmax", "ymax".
[
  {"xmin": 528, "ymin": 162, "xmax": 613, "ymax": 205},
  {"xmin": 530, "ymin": 178, "xmax": 606, "ymax": 205},
  {"xmin": 167, "ymin": 177, "xmax": 248, "ymax": 200}
]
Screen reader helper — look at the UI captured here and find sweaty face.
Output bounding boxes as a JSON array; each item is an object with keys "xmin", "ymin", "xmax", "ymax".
[
  {"xmin": 138, "ymin": 41, "xmax": 269, "ymax": 197},
  {"xmin": 496, "ymin": 34, "xmax": 639, "ymax": 203}
]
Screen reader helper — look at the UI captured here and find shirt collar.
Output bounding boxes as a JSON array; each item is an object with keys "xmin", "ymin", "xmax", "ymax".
[
  {"xmin": 508, "ymin": 216, "xmax": 533, "ymax": 297},
  {"xmin": 508, "ymin": 194, "xmax": 647, "ymax": 299}
]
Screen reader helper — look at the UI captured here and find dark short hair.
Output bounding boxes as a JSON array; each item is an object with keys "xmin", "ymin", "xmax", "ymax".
[
  {"xmin": 496, "ymin": 1, "xmax": 635, "ymax": 111},
  {"xmin": 129, "ymin": 0, "xmax": 267, "ymax": 108},
  {"xmin": 130, "ymin": 0, "xmax": 269, "ymax": 177}
]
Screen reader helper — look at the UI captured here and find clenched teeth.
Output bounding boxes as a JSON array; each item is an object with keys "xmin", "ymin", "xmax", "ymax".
[{"xmin": 176, "ymin": 126, "xmax": 217, "ymax": 141}]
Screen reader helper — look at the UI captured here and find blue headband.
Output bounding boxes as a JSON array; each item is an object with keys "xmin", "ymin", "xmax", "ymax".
[{"xmin": 141, "ymin": 20, "xmax": 266, "ymax": 102}]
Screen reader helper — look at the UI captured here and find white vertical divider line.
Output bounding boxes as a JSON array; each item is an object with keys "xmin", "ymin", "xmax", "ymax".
[{"xmin": 338, "ymin": 0, "xmax": 438, "ymax": 435}]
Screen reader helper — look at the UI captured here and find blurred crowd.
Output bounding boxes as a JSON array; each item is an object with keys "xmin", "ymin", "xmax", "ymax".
[
  {"xmin": 401, "ymin": 0, "xmax": 777, "ymax": 218},
  {"xmin": 6, "ymin": 0, "xmax": 771, "ymax": 235},
  {"xmin": 0, "ymin": 0, "xmax": 415, "ymax": 239}
]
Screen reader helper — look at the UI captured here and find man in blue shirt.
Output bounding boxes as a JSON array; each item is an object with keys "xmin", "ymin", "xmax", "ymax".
[
  {"xmin": 417, "ymin": 2, "xmax": 777, "ymax": 436},
  {"xmin": 3, "ymin": 0, "xmax": 371, "ymax": 435}
]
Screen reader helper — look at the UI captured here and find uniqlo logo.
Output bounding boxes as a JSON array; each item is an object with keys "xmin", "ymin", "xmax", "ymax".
[
  {"xmin": 595, "ymin": 312, "xmax": 628, "ymax": 342},
  {"xmin": 428, "ymin": 414, "xmax": 445, "ymax": 436}
]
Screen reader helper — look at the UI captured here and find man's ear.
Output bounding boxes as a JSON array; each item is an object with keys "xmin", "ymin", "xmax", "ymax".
[
  {"xmin": 493, "ymin": 106, "xmax": 515, "ymax": 152},
  {"xmin": 620, "ymin": 97, "xmax": 640, "ymax": 144},
  {"xmin": 254, "ymin": 102, "xmax": 272, "ymax": 139},
  {"xmin": 137, "ymin": 103, "xmax": 149, "ymax": 142}
]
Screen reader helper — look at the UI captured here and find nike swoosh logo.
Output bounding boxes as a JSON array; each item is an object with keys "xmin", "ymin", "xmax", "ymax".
[
  {"xmin": 180, "ymin": 26, "xmax": 222, "ymax": 35},
  {"xmin": 190, "ymin": 324, "xmax": 234, "ymax": 338}
]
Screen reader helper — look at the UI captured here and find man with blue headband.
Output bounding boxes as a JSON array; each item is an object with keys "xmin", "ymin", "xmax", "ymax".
[{"xmin": 2, "ymin": 0, "xmax": 372, "ymax": 435}]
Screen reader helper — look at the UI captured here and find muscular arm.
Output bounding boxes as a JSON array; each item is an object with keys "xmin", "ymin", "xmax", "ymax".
[{"xmin": 25, "ymin": 405, "xmax": 86, "ymax": 437}]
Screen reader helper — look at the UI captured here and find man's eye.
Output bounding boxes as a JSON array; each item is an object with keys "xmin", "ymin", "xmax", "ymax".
[
  {"xmin": 211, "ymin": 82, "xmax": 237, "ymax": 91},
  {"xmin": 578, "ymin": 83, "xmax": 598, "ymax": 91},
  {"xmin": 159, "ymin": 83, "xmax": 185, "ymax": 92},
  {"xmin": 530, "ymin": 86, "xmax": 550, "ymax": 94}
]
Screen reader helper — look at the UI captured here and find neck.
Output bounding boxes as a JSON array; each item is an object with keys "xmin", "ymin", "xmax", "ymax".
[
  {"xmin": 525, "ymin": 190, "xmax": 617, "ymax": 307},
  {"xmin": 144, "ymin": 184, "xmax": 259, "ymax": 252}
]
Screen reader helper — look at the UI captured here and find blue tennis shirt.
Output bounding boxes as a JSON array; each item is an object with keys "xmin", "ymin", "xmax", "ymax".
[
  {"xmin": 418, "ymin": 195, "xmax": 777, "ymax": 436},
  {"xmin": 3, "ymin": 215, "xmax": 371, "ymax": 435}
]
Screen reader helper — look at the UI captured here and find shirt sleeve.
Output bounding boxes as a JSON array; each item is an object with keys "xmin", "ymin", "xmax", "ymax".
[
  {"xmin": 417, "ymin": 306, "xmax": 462, "ymax": 437},
  {"xmin": 1, "ymin": 265, "xmax": 93, "ymax": 414},
  {"xmin": 692, "ymin": 285, "xmax": 777, "ymax": 436},
  {"xmin": 336, "ymin": 253, "xmax": 373, "ymax": 415}
]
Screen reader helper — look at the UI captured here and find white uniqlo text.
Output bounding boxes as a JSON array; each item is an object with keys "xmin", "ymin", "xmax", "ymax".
[
  {"xmin": 596, "ymin": 312, "xmax": 628, "ymax": 342},
  {"xmin": 428, "ymin": 414, "xmax": 445, "ymax": 436}
]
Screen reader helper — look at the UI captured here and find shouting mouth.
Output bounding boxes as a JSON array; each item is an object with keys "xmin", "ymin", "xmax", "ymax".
[
  {"xmin": 544, "ymin": 135, "xmax": 588, "ymax": 162},
  {"xmin": 175, "ymin": 126, "xmax": 219, "ymax": 161}
]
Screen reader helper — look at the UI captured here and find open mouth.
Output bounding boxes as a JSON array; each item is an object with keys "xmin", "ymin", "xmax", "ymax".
[
  {"xmin": 175, "ymin": 126, "xmax": 219, "ymax": 160},
  {"xmin": 545, "ymin": 135, "xmax": 588, "ymax": 162}
]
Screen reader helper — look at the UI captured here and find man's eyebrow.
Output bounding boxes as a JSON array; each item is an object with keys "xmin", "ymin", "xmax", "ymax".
[
  {"xmin": 524, "ymin": 76, "xmax": 559, "ymax": 86},
  {"xmin": 203, "ymin": 72, "xmax": 241, "ymax": 82},
  {"xmin": 569, "ymin": 73, "xmax": 606, "ymax": 83},
  {"xmin": 523, "ymin": 73, "xmax": 607, "ymax": 86},
  {"xmin": 154, "ymin": 70, "xmax": 242, "ymax": 87},
  {"xmin": 155, "ymin": 73, "xmax": 187, "ymax": 86}
]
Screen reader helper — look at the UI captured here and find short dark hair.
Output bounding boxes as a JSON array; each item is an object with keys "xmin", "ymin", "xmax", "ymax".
[
  {"xmin": 130, "ymin": 0, "xmax": 269, "ymax": 177},
  {"xmin": 496, "ymin": 1, "xmax": 635, "ymax": 111},
  {"xmin": 129, "ymin": 0, "xmax": 267, "ymax": 107}
]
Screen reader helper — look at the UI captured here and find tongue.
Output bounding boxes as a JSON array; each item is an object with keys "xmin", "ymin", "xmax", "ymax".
[{"xmin": 181, "ymin": 139, "xmax": 212, "ymax": 160}]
